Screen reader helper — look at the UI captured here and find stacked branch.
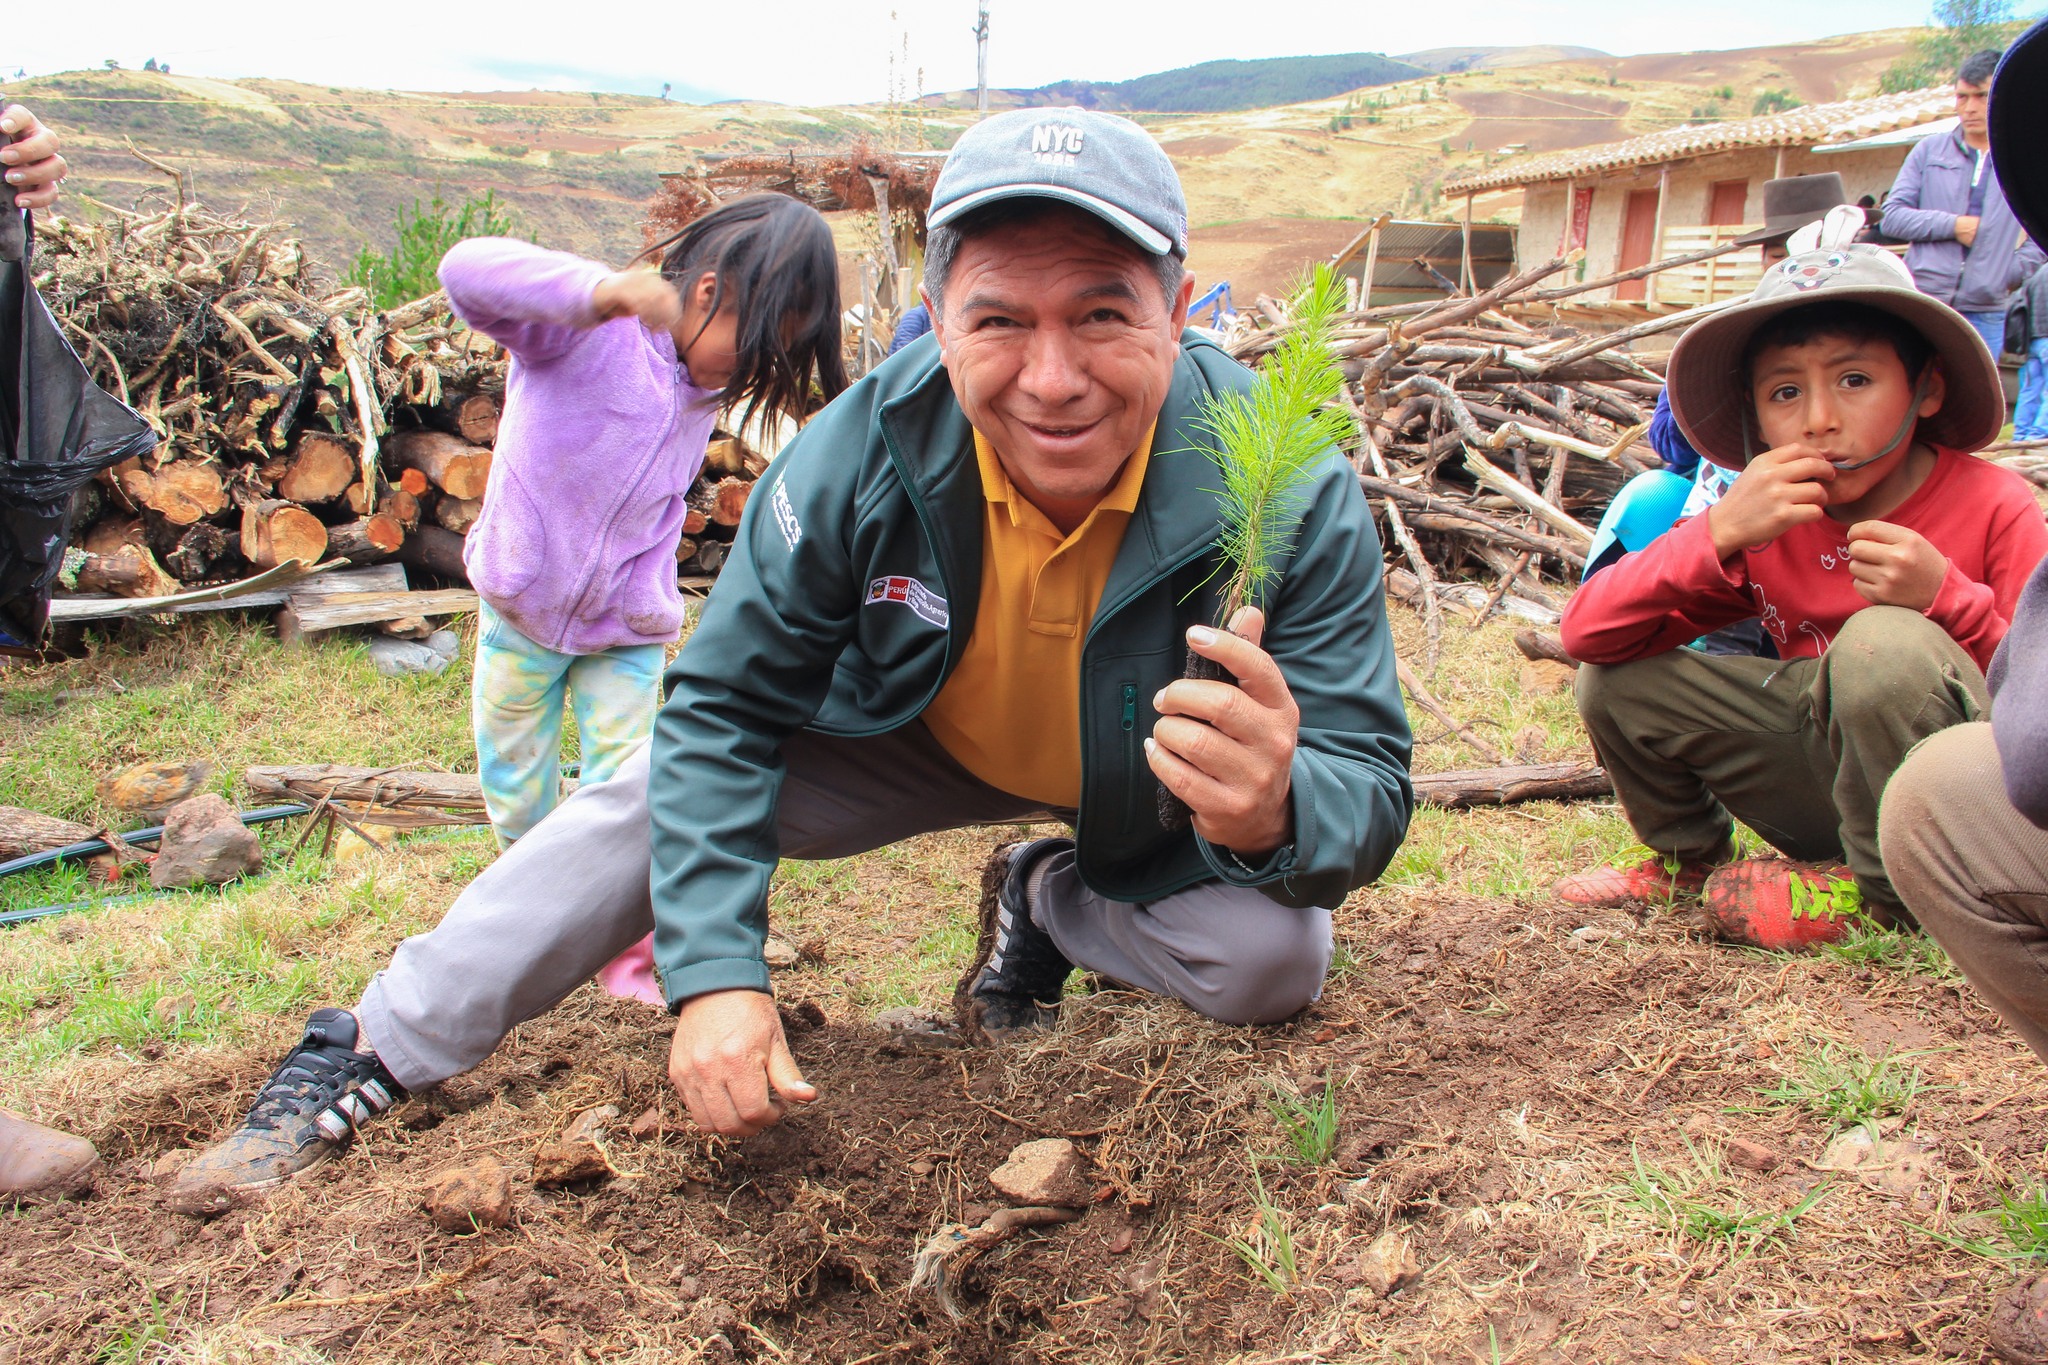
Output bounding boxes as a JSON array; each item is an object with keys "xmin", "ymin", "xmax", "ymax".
[
  {"xmin": 40, "ymin": 194, "xmax": 768, "ymax": 615},
  {"xmin": 1222, "ymin": 253, "xmax": 1719, "ymax": 657}
]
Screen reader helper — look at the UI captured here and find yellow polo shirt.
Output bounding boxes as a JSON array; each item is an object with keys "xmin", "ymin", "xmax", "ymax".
[{"xmin": 921, "ymin": 426, "xmax": 1154, "ymax": 808}]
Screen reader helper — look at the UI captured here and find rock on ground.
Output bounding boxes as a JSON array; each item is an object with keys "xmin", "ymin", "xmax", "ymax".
[
  {"xmin": 98, "ymin": 760, "xmax": 214, "ymax": 817},
  {"xmin": 1357, "ymin": 1228, "xmax": 1422, "ymax": 1298},
  {"xmin": 988, "ymin": 1138, "xmax": 1093, "ymax": 1209},
  {"xmin": 149, "ymin": 794, "xmax": 262, "ymax": 889},
  {"xmin": 1991, "ymin": 1273, "xmax": 2048, "ymax": 1363},
  {"xmin": 422, "ymin": 1156, "xmax": 513, "ymax": 1232}
]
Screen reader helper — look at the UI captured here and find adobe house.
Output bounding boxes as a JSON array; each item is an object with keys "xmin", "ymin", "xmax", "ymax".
[{"xmin": 1442, "ymin": 87, "xmax": 1956, "ymax": 309}]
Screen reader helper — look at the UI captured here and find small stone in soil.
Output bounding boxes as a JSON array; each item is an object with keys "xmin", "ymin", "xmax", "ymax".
[
  {"xmin": 422, "ymin": 1156, "xmax": 513, "ymax": 1231},
  {"xmin": 150, "ymin": 793, "xmax": 262, "ymax": 888},
  {"xmin": 1724, "ymin": 1137, "xmax": 1784, "ymax": 1172},
  {"xmin": 763, "ymin": 936, "xmax": 800, "ymax": 968},
  {"xmin": 872, "ymin": 1006, "xmax": 964, "ymax": 1054},
  {"xmin": 1356, "ymin": 1229, "xmax": 1421, "ymax": 1298},
  {"xmin": 988, "ymin": 1137, "xmax": 1094, "ymax": 1209}
]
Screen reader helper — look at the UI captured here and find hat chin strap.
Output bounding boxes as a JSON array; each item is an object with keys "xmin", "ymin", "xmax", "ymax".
[{"xmin": 1738, "ymin": 365, "xmax": 1932, "ymax": 472}]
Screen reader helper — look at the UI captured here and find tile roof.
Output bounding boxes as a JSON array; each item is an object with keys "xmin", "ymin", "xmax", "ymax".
[{"xmin": 1442, "ymin": 87, "xmax": 1955, "ymax": 195}]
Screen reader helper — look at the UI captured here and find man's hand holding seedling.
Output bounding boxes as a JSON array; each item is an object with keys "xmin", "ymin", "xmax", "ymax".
[
  {"xmin": 1706, "ymin": 442, "xmax": 1835, "ymax": 561},
  {"xmin": 1148, "ymin": 606, "xmax": 1299, "ymax": 856},
  {"xmin": 1845, "ymin": 520, "xmax": 1948, "ymax": 609},
  {"xmin": 1, "ymin": 105, "xmax": 65, "ymax": 210}
]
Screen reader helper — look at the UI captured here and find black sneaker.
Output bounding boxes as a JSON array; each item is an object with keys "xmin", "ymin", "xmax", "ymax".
[
  {"xmin": 955, "ymin": 838, "xmax": 1074, "ymax": 1044},
  {"xmin": 165, "ymin": 1008, "xmax": 405, "ymax": 1216}
]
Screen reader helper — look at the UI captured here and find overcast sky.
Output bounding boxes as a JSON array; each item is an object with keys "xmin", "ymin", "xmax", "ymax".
[{"xmin": 2, "ymin": 1, "xmax": 1940, "ymax": 106}]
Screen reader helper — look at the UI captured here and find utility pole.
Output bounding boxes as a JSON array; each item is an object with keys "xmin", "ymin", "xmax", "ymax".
[{"xmin": 974, "ymin": 0, "xmax": 991, "ymax": 115}]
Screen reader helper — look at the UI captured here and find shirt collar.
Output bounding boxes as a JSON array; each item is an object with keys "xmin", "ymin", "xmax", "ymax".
[{"xmin": 969, "ymin": 424, "xmax": 1158, "ymax": 533}]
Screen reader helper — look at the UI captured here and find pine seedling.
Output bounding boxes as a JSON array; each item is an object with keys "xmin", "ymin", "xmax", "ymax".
[
  {"xmin": 1197, "ymin": 263, "xmax": 1355, "ymax": 626},
  {"xmin": 1160, "ymin": 265, "xmax": 1354, "ymax": 830}
]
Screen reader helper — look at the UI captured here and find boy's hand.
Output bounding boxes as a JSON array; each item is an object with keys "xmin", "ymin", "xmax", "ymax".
[
  {"xmin": 592, "ymin": 270, "xmax": 683, "ymax": 332},
  {"xmin": 1, "ymin": 105, "xmax": 66, "ymax": 210},
  {"xmin": 1846, "ymin": 521, "xmax": 1948, "ymax": 610},
  {"xmin": 1705, "ymin": 442, "xmax": 1835, "ymax": 560}
]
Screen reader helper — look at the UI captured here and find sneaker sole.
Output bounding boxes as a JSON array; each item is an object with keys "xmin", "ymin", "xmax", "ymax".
[
  {"xmin": 952, "ymin": 841, "xmax": 1024, "ymax": 1045},
  {"xmin": 164, "ymin": 1146, "xmax": 339, "ymax": 1217}
]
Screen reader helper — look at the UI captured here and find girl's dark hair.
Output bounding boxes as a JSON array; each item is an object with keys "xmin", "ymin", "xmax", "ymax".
[
  {"xmin": 1742, "ymin": 300, "xmax": 1936, "ymax": 388},
  {"xmin": 639, "ymin": 193, "xmax": 847, "ymax": 430}
]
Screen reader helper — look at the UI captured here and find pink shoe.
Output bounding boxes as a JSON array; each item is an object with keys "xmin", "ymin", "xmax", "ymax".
[{"xmin": 596, "ymin": 934, "xmax": 665, "ymax": 1008}]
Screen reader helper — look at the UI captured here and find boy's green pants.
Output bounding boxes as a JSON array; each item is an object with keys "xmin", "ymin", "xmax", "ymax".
[{"xmin": 1575, "ymin": 606, "xmax": 1988, "ymax": 917}]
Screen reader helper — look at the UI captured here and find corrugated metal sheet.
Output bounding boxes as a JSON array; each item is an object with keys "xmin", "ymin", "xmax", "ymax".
[
  {"xmin": 1442, "ymin": 88, "xmax": 1954, "ymax": 196},
  {"xmin": 1350, "ymin": 220, "xmax": 1517, "ymax": 301}
]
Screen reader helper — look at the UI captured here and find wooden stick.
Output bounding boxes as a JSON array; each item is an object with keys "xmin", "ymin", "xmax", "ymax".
[
  {"xmin": 1527, "ymin": 238, "xmax": 1750, "ymax": 303},
  {"xmin": 1396, "ymin": 657, "xmax": 1503, "ymax": 765},
  {"xmin": 1414, "ymin": 762, "xmax": 1610, "ymax": 809},
  {"xmin": 1462, "ymin": 448, "xmax": 1593, "ymax": 543}
]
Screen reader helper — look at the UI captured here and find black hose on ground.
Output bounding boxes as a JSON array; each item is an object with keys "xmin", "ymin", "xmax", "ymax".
[{"xmin": 0, "ymin": 804, "xmax": 312, "ymax": 926}]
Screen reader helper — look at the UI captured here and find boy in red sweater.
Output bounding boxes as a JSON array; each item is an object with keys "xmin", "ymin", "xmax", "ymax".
[{"xmin": 1555, "ymin": 244, "xmax": 2048, "ymax": 945}]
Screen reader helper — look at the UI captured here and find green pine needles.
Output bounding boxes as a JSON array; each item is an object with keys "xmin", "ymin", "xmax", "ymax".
[{"xmin": 1198, "ymin": 263, "xmax": 1355, "ymax": 624}]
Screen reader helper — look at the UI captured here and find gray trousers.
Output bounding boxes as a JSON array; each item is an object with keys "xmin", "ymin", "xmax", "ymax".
[
  {"xmin": 1881, "ymin": 723, "xmax": 2048, "ymax": 1065},
  {"xmin": 358, "ymin": 723, "xmax": 1331, "ymax": 1091}
]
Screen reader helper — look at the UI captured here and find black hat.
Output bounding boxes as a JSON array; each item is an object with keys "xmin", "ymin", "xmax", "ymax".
[
  {"xmin": 1732, "ymin": 173, "xmax": 1853, "ymax": 246},
  {"xmin": 1992, "ymin": 17, "xmax": 2048, "ymax": 245}
]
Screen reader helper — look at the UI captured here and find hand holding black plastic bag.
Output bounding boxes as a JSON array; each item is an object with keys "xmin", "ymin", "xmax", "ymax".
[{"xmin": 0, "ymin": 205, "xmax": 157, "ymax": 646}]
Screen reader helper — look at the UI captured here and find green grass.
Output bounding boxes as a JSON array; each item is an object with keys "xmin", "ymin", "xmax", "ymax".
[
  {"xmin": 1267, "ymin": 1072, "xmax": 1341, "ymax": 1165},
  {"xmin": 1915, "ymin": 1180, "xmax": 2048, "ymax": 1263},
  {"xmin": 1220, "ymin": 1163, "xmax": 1300, "ymax": 1295},
  {"xmin": 1817, "ymin": 921, "xmax": 1959, "ymax": 979},
  {"xmin": 0, "ymin": 616, "xmax": 481, "ymax": 823},
  {"xmin": 1608, "ymin": 1141, "xmax": 1829, "ymax": 1258},
  {"xmin": 1756, "ymin": 1040, "xmax": 1930, "ymax": 1132}
]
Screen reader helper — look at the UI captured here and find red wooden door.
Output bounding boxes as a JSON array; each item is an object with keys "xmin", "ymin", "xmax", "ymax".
[
  {"xmin": 1708, "ymin": 179, "xmax": 1750, "ymax": 226},
  {"xmin": 1615, "ymin": 187, "xmax": 1662, "ymax": 300}
]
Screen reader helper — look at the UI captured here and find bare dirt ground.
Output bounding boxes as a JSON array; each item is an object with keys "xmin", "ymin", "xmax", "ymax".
[
  {"xmin": 3, "ymin": 613, "xmax": 2044, "ymax": 1363},
  {"xmin": 5, "ymin": 867, "xmax": 2040, "ymax": 1362}
]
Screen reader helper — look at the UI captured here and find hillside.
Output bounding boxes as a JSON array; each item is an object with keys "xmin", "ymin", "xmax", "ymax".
[
  {"xmin": 991, "ymin": 52, "xmax": 1431, "ymax": 114},
  {"xmin": 23, "ymin": 25, "xmax": 1923, "ymax": 300}
]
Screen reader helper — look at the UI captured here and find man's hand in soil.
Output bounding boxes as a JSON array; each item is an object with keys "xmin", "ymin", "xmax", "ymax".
[
  {"xmin": 668, "ymin": 988, "xmax": 816, "ymax": 1137},
  {"xmin": 1706, "ymin": 443, "xmax": 1834, "ymax": 561},
  {"xmin": 1846, "ymin": 520, "xmax": 1949, "ymax": 610},
  {"xmin": 1147, "ymin": 606, "xmax": 1298, "ymax": 857},
  {"xmin": 1, "ymin": 105, "xmax": 65, "ymax": 210}
]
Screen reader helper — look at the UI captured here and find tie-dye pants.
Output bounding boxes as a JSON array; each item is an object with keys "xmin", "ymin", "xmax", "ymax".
[{"xmin": 471, "ymin": 601, "xmax": 665, "ymax": 846}]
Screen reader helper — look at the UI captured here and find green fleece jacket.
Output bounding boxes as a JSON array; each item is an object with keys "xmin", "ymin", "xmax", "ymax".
[{"xmin": 647, "ymin": 331, "xmax": 1413, "ymax": 1005}]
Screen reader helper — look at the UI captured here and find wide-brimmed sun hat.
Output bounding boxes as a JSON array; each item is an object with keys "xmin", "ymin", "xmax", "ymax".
[{"xmin": 1666, "ymin": 245, "xmax": 2004, "ymax": 469}]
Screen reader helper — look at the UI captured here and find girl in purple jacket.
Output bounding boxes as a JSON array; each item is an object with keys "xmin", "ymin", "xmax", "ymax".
[{"xmin": 438, "ymin": 194, "xmax": 845, "ymax": 1002}]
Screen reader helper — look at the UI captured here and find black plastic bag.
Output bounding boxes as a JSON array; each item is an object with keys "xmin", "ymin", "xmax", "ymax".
[{"xmin": 0, "ymin": 206, "xmax": 158, "ymax": 645}]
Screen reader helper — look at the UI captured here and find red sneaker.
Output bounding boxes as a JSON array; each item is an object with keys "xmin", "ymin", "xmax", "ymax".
[
  {"xmin": 1554, "ymin": 852, "xmax": 1720, "ymax": 908},
  {"xmin": 1702, "ymin": 859, "xmax": 1863, "ymax": 951}
]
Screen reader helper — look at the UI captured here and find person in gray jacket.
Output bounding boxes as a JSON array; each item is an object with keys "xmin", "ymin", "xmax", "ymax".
[{"xmin": 1881, "ymin": 49, "xmax": 2044, "ymax": 355}]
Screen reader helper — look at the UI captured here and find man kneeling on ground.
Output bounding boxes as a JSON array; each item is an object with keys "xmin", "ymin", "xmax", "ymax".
[{"xmin": 167, "ymin": 108, "xmax": 1413, "ymax": 1213}]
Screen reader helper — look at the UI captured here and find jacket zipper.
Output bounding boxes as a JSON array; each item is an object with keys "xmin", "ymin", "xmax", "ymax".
[{"xmin": 559, "ymin": 355, "xmax": 686, "ymax": 646}]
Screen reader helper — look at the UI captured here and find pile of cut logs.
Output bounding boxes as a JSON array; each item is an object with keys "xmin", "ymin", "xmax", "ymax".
[
  {"xmin": 1225, "ymin": 253, "xmax": 1711, "ymax": 668},
  {"xmin": 38, "ymin": 199, "xmax": 763, "ymax": 614}
]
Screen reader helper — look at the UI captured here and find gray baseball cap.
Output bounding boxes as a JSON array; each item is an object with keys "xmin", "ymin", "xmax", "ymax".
[{"xmin": 928, "ymin": 107, "xmax": 1189, "ymax": 258}]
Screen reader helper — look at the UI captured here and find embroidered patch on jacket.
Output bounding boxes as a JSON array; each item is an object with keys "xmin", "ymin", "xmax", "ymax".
[
  {"xmin": 865, "ymin": 575, "xmax": 949, "ymax": 628},
  {"xmin": 771, "ymin": 476, "xmax": 801, "ymax": 550}
]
